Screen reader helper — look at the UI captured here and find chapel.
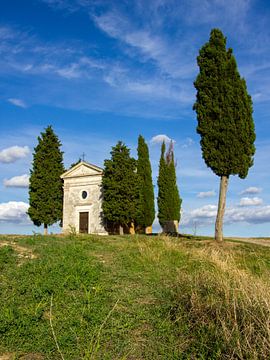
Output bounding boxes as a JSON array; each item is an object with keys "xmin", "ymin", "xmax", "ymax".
[{"xmin": 61, "ymin": 161, "xmax": 107, "ymax": 235}]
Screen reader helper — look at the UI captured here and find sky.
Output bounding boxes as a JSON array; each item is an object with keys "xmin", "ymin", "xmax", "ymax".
[{"xmin": 1, "ymin": 0, "xmax": 270, "ymax": 237}]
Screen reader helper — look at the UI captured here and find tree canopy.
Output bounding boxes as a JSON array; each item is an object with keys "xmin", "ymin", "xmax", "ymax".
[
  {"xmin": 135, "ymin": 135, "xmax": 155, "ymax": 231},
  {"xmin": 194, "ymin": 28, "xmax": 255, "ymax": 179},
  {"xmin": 28, "ymin": 125, "xmax": 65, "ymax": 234},
  {"xmin": 102, "ymin": 141, "xmax": 138, "ymax": 233},
  {"xmin": 157, "ymin": 141, "xmax": 181, "ymax": 230}
]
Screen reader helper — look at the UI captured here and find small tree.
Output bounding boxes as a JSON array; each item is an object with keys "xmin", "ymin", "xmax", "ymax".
[
  {"xmin": 102, "ymin": 141, "xmax": 138, "ymax": 234},
  {"xmin": 157, "ymin": 141, "xmax": 181, "ymax": 233},
  {"xmin": 193, "ymin": 29, "xmax": 256, "ymax": 241},
  {"xmin": 28, "ymin": 125, "xmax": 65, "ymax": 235},
  {"xmin": 135, "ymin": 135, "xmax": 155, "ymax": 233}
]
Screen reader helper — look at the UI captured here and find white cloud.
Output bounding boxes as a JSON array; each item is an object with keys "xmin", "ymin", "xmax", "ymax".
[
  {"xmin": 0, "ymin": 201, "xmax": 30, "ymax": 223},
  {"xmin": 182, "ymin": 203, "xmax": 270, "ymax": 227},
  {"xmin": 239, "ymin": 197, "xmax": 263, "ymax": 206},
  {"xmin": 240, "ymin": 186, "xmax": 262, "ymax": 195},
  {"xmin": 197, "ymin": 190, "xmax": 216, "ymax": 198},
  {"xmin": 226, "ymin": 206, "xmax": 270, "ymax": 224},
  {"xmin": 181, "ymin": 204, "xmax": 217, "ymax": 226},
  {"xmin": 7, "ymin": 98, "xmax": 27, "ymax": 108},
  {"xmin": 0, "ymin": 146, "xmax": 30, "ymax": 163},
  {"xmin": 3, "ymin": 174, "xmax": 29, "ymax": 188},
  {"xmin": 150, "ymin": 134, "xmax": 174, "ymax": 145}
]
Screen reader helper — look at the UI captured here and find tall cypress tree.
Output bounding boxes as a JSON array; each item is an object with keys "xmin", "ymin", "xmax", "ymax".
[
  {"xmin": 193, "ymin": 29, "xmax": 256, "ymax": 241},
  {"xmin": 165, "ymin": 141, "xmax": 181, "ymax": 224},
  {"xmin": 102, "ymin": 141, "xmax": 138, "ymax": 234},
  {"xmin": 157, "ymin": 142, "xmax": 167, "ymax": 228},
  {"xmin": 28, "ymin": 125, "xmax": 65, "ymax": 235},
  {"xmin": 157, "ymin": 141, "xmax": 181, "ymax": 232},
  {"xmin": 136, "ymin": 135, "xmax": 155, "ymax": 233}
]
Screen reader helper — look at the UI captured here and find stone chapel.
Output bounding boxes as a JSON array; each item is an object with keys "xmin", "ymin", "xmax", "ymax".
[{"xmin": 61, "ymin": 161, "xmax": 107, "ymax": 235}]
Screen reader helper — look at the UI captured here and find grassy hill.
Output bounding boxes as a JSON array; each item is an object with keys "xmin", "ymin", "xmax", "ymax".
[{"xmin": 0, "ymin": 234, "xmax": 270, "ymax": 359}]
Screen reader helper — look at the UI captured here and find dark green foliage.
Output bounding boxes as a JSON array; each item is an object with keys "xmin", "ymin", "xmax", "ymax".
[
  {"xmin": 102, "ymin": 141, "xmax": 138, "ymax": 231},
  {"xmin": 157, "ymin": 142, "xmax": 167, "ymax": 227},
  {"xmin": 157, "ymin": 141, "xmax": 181, "ymax": 227},
  {"xmin": 193, "ymin": 28, "xmax": 255, "ymax": 178},
  {"xmin": 166, "ymin": 142, "xmax": 181, "ymax": 222},
  {"xmin": 28, "ymin": 126, "xmax": 65, "ymax": 228},
  {"xmin": 135, "ymin": 135, "xmax": 155, "ymax": 229}
]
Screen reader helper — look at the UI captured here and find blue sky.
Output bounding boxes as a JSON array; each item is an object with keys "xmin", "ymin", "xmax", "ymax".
[{"xmin": 1, "ymin": 0, "xmax": 270, "ymax": 236}]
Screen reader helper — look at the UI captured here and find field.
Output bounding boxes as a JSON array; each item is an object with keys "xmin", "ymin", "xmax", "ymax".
[{"xmin": 1, "ymin": 234, "xmax": 270, "ymax": 359}]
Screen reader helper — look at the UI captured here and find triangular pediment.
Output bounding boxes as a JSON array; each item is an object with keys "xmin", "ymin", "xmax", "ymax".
[{"xmin": 61, "ymin": 161, "xmax": 103, "ymax": 179}]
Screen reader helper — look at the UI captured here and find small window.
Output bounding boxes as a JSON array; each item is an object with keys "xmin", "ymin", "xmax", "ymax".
[{"xmin": 82, "ymin": 191, "xmax": 88, "ymax": 199}]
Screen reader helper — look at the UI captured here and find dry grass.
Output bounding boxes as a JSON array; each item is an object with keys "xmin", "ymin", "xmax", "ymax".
[
  {"xmin": 175, "ymin": 245, "xmax": 270, "ymax": 359},
  {"xmin": 132, "ymin": 236, "xmax": 270, "ymax": 358}
]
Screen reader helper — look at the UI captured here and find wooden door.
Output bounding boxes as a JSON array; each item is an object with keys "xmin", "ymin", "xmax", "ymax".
[{"xmin": 79, "ymin": 212, "xmax": 89, "ymax": 233}]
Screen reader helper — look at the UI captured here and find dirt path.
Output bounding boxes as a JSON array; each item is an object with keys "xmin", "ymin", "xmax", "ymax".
[
  {"xmin": 0, "ymin": 241, "xmax": 37, "ymax": 259},
  {"xmin": 226, "ymin": 237, "xmax": 270, "ymax": 247}
]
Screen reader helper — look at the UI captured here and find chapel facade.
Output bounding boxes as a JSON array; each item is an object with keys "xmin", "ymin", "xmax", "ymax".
[{"xmin": 61, "ymin": 161, "xmax": 107, "ymax": 235}]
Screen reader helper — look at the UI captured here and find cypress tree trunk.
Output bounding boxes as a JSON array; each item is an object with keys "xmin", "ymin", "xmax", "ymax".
[
  {"xmin": 44, "ymin": 224, "xmax": 48, "ymax": 236},
  {"xmin": 119, "ymin": 225, "xmax": 124, "ymax": 235},
  {"xmin": 215, "ymin": 176, "xmax": 229, "ymax": 241}
]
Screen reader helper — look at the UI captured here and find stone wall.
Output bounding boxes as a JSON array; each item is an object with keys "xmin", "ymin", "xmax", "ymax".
[{"xmin": 62, "ymin": 174, "xmax": 107, "ymax": 235}]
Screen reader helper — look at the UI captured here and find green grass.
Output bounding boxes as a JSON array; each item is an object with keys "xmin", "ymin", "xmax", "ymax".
[{"xmin": 1, "ymin": 234, "xmax": 270, "ymax": 359}]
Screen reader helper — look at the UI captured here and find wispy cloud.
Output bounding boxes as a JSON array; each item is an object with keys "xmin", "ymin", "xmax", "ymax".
[
  {"xmin": 0, "ymin": 146, "xmax": 30, "ymax": 163},
  {"xmin": 103, "ymin": 65, "xmax": 193, "ymax": 103},
  {"xmin": 182, "ymin": 0, "xmax": 251, "ymax": 34},
  {"xmin": 7, "ymin": 98, "xmax": 27, "ymax": 108},
  {"xmin": 239, "ymin": 197, "xmax": 263, "ymax": 206},
  {"xmin": 181, "ymin": 137, "xmax": 194, "ymax": 148},
  {"xmin": 0, "ymin": 25, "xmax": 104, "ymax": 81},
  {"xmin": 197, "ymin": 190, "xmax": 216, "ymax": 198},
  {"xmin": 93, "ymin": 11, "xmax": 196, "ymax": 79},
  {"xmin": 240, "ymin": 186, "xmax": 262, "ymax": 195},
  {"xmin": 3, "ymin": 174, "xmax": 29, "ymax": 188}
]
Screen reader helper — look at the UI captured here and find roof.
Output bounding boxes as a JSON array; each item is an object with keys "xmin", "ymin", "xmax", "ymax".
[{"xmin": 60, "ymin": 161, "xmax": 103, "ymax": 179}]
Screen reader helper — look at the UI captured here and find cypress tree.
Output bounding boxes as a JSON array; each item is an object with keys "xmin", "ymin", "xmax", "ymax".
[
  {"xmin": 136, "ymin": 135, "xmax": 155, "ymax": 233},
  {"xmin": 102, "ymin": 141, "xmax": 138, "ymax": 234},
  {"xmin": 157, "ymin": 141, "xmax": 181, "ymax": 232},
  {"xmin": 193, "ymin": 29, "xmax": 256, "ymax": 241},
  {"xmin": 28, "ymin": 125, "xmax": 65, "ymax": 235},
  {"xmin": 166, "ymin": 141, "xmax": 181, "ymax": 224},
  {"xmin": 157, "ymin": 142, "xmax": 167, "ymax": 228}
]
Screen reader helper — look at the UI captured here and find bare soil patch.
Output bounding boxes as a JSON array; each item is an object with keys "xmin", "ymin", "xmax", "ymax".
[{"xmin": 0, "ymin": 241, "xmax": 37, "ymax": 260}]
